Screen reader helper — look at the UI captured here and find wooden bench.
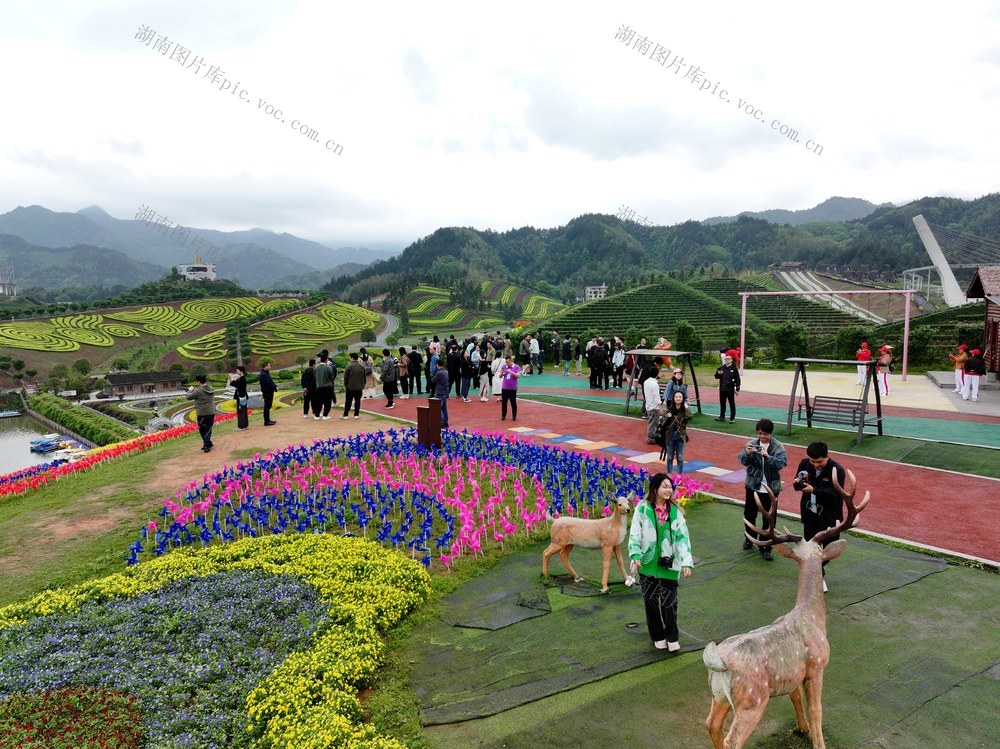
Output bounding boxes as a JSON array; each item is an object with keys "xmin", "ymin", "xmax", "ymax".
[{"xmin": 798, "ymin": 395, "xmax": 867, "ymax": 426}]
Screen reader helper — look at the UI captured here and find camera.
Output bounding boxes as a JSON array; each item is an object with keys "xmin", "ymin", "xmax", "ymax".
[
  {"xmin": 797, "ymin": 470, "xmax": 809, "ymax": 481},
  {"xmin": 793, "ymin": 470, "xmax": 809, "ymax": 491},
  {"xmin": 657, "ymin": 555, "xmax": 674, "ymax": 568}
]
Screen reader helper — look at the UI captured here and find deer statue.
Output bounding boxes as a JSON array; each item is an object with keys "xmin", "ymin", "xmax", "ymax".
[
  {"xmin": 703, "ymin": 470, "xmax": 869, "ymax": 749},
  {"xmin": 541, "ymin": 494, "xmax": 635, "ymax": 593}
]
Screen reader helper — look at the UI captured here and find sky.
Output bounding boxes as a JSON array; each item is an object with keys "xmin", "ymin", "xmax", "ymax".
[{"xmin": 2, "ymin": 1, "xmax": 999, "ymax": 254}]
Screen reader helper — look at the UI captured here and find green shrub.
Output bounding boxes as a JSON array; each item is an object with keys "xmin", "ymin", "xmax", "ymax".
[
  {"xmin": 27, "ymin": 394, "xmax": 137, "ymax": 446},
  {"xmin": 773, "ymin": 321, "xmax": 811, "ymax": 363}
]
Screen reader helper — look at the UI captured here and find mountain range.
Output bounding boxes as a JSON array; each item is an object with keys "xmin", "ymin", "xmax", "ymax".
[
  {"xmin": 0, "ymin": 205, "xmax": 395, "ymax": 291},
  {"xmin": 3, "ymin": 195, "xmax": 998, "ymax": 299},
  {"xmin": 327, "ymin": 193, "xmax": 1000, "ymax": 301},
  {"xmin": 702, "ymin": 196, "xmax": 889, "ymax": 226}
]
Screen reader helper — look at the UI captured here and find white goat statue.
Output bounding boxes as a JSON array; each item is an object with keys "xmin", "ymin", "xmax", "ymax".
[
  {"xmin": 541, "ymin": 494, "xmax": 636, "ymax": 593},
  {"xmin": 703, "ymin": 470, "xmax": 869, "ymax": 749}
]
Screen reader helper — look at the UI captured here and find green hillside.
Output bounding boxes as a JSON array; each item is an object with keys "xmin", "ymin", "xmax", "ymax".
[
  {"xmin": 541, "ymin": 277, "xmax": 772, "ymax": 345},
  {"xmin": 689, "ymin": 278, "xmax": 864, "ymax": 338}
]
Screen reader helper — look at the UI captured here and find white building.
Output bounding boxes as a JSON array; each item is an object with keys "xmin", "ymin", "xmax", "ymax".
[
  {"xmin": 177, "ymin": 256, "xmax": 217, "ymax": 281},
  {"xmin": 584, "ymin": 284, "xmax": 607, "ymax": 300}
]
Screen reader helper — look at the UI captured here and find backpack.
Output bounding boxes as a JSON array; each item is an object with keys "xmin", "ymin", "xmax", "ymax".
[{"xmin": 384, "ymin": 357, "xmax": 397, "ymax": 382}]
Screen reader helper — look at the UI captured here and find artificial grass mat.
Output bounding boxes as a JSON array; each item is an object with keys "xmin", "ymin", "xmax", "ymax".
[{"xmin": 417, "ymin": 502, "xmax": 1000, "ymax": 748}]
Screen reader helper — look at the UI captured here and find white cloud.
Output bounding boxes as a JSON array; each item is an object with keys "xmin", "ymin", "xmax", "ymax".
[{"xmin": 0, "ymin": 0, "xmax": 998, "ymax": 250}]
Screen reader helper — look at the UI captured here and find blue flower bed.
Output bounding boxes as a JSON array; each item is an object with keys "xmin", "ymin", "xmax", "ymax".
[{"xmin": 0, "ymin": 570, "xmax": 329, "ymax": 748}]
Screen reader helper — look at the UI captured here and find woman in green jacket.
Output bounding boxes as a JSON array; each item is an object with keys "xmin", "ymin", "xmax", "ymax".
[{"xmin": 628, "ymin": 473, "xmax": 694, "ymax": 652}]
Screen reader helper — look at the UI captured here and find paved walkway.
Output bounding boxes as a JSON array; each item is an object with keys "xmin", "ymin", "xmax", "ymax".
[{"xmin": 368, "ymin": 369, "xmax": 1000, "ymax": 565}]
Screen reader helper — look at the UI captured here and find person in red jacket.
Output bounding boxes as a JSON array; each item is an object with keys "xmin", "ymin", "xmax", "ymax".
[
  {"xmin": 855, "ymin": 341, "xmax": 871, "ymax": 385},
  {"xmin": 962, "ymin": 348, "xmax": 986, "ymax": 402}
]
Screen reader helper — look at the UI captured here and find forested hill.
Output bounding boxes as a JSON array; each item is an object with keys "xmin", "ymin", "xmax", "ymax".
[{"xmin": 325, "ymin": 193, "xmax": 1000, "ymax": 301}]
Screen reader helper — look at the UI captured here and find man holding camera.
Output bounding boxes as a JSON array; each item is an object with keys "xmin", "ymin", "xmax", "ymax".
[
  {"xmin": 737, "ymin": 418, "xmax": 787, "ymax": 561},
  {"xmin": 793, "ymin": 441, "xmax": 848, "ymax": 591}
]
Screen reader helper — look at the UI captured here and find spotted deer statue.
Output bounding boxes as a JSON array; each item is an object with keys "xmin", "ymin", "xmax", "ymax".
[{"xmin": 703, "ymin": 470, "xmax": 869, "ymax": 749}]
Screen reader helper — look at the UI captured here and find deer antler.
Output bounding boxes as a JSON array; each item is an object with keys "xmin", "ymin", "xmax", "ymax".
[
  {"xmin": 810, "ymin": 469, "xmax": 870, "ymax": 544},
  {"xmin": 744, "ymin": 483, "xmax": 802, "ymax": 547}
]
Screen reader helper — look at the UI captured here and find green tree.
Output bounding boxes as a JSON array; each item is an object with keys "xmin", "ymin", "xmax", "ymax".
[
  {"xmin": 11, "ymin": 359, "xmax": 24, "ymax": 372},
  {"xmin": 295, "ymin": 354, "xmax": 308, "ymax": 366},
  {"xmin": 386, "ymin": 334, "xmax": 400, "ymax": 348},
  {"xmin": 24, "ymin": 368, "xmax": 38, "ymax": 379},
  {"xmin": 71, "ymin": 358, "xmax": 92, "ymax": 375},
  {"xmin": 773, "ymin": 321, "xmax": 810, "ymax": 363},
  {"xmin": 834, "ymin": 325, "xmax": 875, "ymax": 360},
  {"xmin": 360, "ymin": 327, "xmax": 377, "ymax": 344},
  {"xmin": 337, "ymin": 343, "xmax": 349, "ymax": 356},
  {"xmin": 189, "ymin": 364, "xmax": 209, "ymax": 379},
  {"xmin": 623, "ymin": 325, "xmax": 641, "ymax": 350},
  {"xmin": 674, "ymin": 320, "xmax": 703, "ymax": 364}
]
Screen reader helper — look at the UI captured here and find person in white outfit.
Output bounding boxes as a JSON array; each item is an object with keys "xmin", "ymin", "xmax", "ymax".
[
  {"xmin": 644, "ymin": 366, "xmax": 663, "ymax": 444},
  {"xmin": 961, "ymin": 348, "xmax": 985, "ymax": 402},
  {"xmin": 876, "ymin": 346, "xmax": 893, "ymax": 397}
]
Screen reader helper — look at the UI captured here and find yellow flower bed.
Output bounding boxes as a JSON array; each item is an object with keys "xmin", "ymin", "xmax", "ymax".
[{"xmin": 0, "ymin": 535, "xmax": 430, "ymax": 749}]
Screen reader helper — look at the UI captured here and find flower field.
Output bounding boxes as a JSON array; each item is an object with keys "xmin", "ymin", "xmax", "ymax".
[
  {"xmin": 401, "ymin": 283, "xmax": 565, "ymax": 334},
  {"xmin": 127, "ymin": 428, "xmax": 710, "ymax": 567},
  {"xmin": 477, "ymin": 281, "xmax": 565, "ymax": 319},
  {"xmin": 0, "ymin": 535, "xmax": 430, "ymax": 749},
  {"xmin": 0, "ymin": 426, "xmax": 711, "ymax": 747},
  {"xmin": 248, "ymin": 303, "xmax": 383, "ymax": 357},
  {"xmin": 0, "ymin": 298, "xmax": 301, "ymax": 354}
]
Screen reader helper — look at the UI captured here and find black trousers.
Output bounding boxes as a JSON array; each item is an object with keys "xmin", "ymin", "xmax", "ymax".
[
  {"xmin": 314, "ymin": 386, "xmax": 333, "ymax": 416},
  {"xmin": 236, "ymin": 405, "xmax": 248, "ymax": 429},
  {"xmin": 744, "ymin": 487, "xmax": 776, "ymax": 544},
  {"xmin": 303, "ymin": 387, "xmax": 315, "ymax": 416},
  {"xmin": 343, "ymin": 389, "xmax": 362, "ymax": 416},
  {"xmin": 197, "ymin": 414, "xmax": 215, "ymax": 448},
  {"xmin": 719, "ymin": 389, "xmax": 736, "ymax": 419},
  {"xmin": 501, "ymin": 388, "xmax": 518, "ymax": 420},
  {"xmin": 262, "ymin": 392, "xmax": 274, "ymax": 422},
  {"xmin": 639, "ymin": 574, "xmax": 679, "ymax": 643}
]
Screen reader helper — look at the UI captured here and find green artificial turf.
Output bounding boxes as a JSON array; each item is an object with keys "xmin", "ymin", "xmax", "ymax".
[{"xmin": 420, "ymin": 502, "xmax": 1000, "ymax": 749}]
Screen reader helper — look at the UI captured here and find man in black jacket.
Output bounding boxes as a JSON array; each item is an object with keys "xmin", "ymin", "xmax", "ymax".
[
  {"xmin": 714, "ymin": 352, "xmax": 740, "ymax": 423},
  {"xmin": 794, "ymin": 441, "xmax": 848, "ymax": 590},
  {"xmin": 259, "ymin": 362, "xmax": 278, "ymax": 425}
]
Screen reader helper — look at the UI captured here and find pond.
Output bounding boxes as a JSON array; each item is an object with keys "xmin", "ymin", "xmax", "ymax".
[{"xmin": 0, "ymin": 413, "xmax": 67, "ymax": 475}]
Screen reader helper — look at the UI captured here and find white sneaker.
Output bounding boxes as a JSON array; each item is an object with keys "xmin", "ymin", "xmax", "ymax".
[
  {"xmin": 354, "ymin": 415, "xmax": 360, "ymax": 419},
  {"xmin": 653, "ymin": 640, "xmax": 668, "ymax": 650},
  {"xmin": 667, "ymin": 641, "xmax": 680, "ymax": 652},
  {"xmin": 480, "ymin": 397, "xmax": 488, "ymax": 402},
  {"xmin": 463, "ymin": 398, "xmax": 471, "ymax": 403},
  {"xmin": 822, "ymin": 579, "xmax": 828, "ymax": 593},
  {"xmin": 340, "ymin": 415, "xmax": 349, "ymax": 420},
  {"xmin": 322, "ymin": 415, "xmax": 331, "ymax": 420},
  {"xmin": 304, "ymin": 413, "xmax": 310, "ymax": 419},
  {"xmin": 313, "ymin": 416, "xmax": 320, "ymax": 420}
]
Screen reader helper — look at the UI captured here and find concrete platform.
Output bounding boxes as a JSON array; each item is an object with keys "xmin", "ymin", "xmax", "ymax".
[{"xmin": 926, "ymin": 369, "xmax": 999, "ymax": 390}]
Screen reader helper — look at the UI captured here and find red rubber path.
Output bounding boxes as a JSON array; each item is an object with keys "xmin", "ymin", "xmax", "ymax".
[{"xmin": 368, "ymin": 392, "xmax": 1000, "ymax": 564}]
